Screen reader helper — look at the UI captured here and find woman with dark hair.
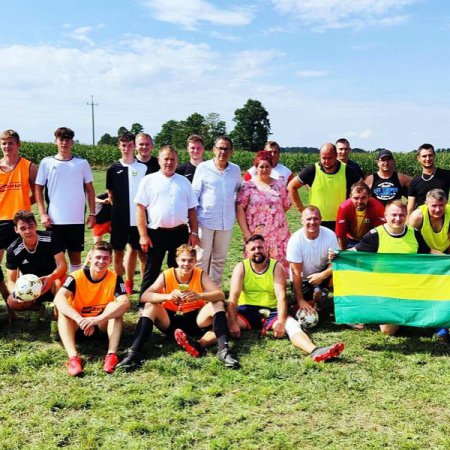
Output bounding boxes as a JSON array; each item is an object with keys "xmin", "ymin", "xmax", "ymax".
[{"xmin": 236, "ymin": 151, "xmax": 291, "ymax": 272}]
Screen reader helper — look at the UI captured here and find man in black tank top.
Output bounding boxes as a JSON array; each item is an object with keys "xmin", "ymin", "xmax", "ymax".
[{"xmin": 365, "ymin": 150, "xmax": 411, "ymax": 206}]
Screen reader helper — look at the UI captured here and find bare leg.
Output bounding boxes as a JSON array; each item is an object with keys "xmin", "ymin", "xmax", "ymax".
[
  {"xmin": 125, "ymin": 247, "xmax": 138, "ymax": 283},
  {"xmin": 57, "ymin": 313, "xmax": 79, "ymax": 357},
  {"xmin": 113, "ymin": 250, "xmax": 125, "ymax": 277}
]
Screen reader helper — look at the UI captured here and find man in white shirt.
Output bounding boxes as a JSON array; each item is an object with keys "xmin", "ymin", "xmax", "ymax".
[
  {"xmin": 35, "ymin": 127, "xmax": 95, "ymax": 273},
  {"xmin": 192, "ymin": 136, "xmax": 241, "ymax": 286},
  {"xmin": 106, "ymin": 131, "xmax": 147, "ymax": 295},
  {"xmin": 286, "ymin": 206, "xmax": 338, "ymax": 314},
  {"xmin": 243, "ymin": 141, "xmax": 292, "ymax": 186},
  {"xmin": 135, "ymin": 145, "xmax": 200, "ymax": 296}
]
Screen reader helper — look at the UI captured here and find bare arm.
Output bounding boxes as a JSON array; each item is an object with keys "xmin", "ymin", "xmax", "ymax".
[
  {"xmin": 6, "ymin": 269, "xmax": 19, "ymax": 295},
  {"xmin": 227, "ymin": 262, "xmax": 245, "ymax": 338},
  {"xmin": 273, "ymin": 263, "xmax": 287, "ymax": 338},
  {"xmin": 197, "ymin": 272, "xmax": 225, "ymax": 303},
  {"xmin": 140, "ymin": 273, "xmax": 173, "ymax": 303},
  {"xmin": 364, "ymin": 174, "xmax": 374, "ymax": 190},
  {"xmin": 40, "ymin": 252, "xmax": 67, "ymax": 294},
  {"xmin": 54, "ymin": 288, "xmax": 84, "ymax": 324},
  {"xmin": 399, "ymin": 173, "xmax": 412, "ymax": 189},
  {"xmin": 29, "ymin": 163, "xmax": 37, "ymax": 205},
  {"xmin": 337, "ymin": 237, "xmax": 348, "ymax": 251},
  {"xmin": 136, "ymin": 203, "xmax": 152, "ymax": 252},
  {"xmin": 407, "ymin": 196, "xmax": 417, "ymax": 220},
  {"xmin": 236, "ymin": 204, "xmax": 251, "ymax": 241},
  {"xmin": 187, "ymin": 207, "xmax": 200, "ymax": 247},
  {"xmin": 35, "ymin": 184, "xmax": 51, "ymax": 227},
  {"xmin": 290, "ymin": 261, "xmax": 315, "ymax": 313},
  {"xmin": 85, "ymin": 182, "xmax": 96, "ymax": 229},
  {"xmin": 408, "ymin": 208, "xmax": 423, "ymax": 230},
  {"xmin": 287, "ymin": 177, "xmax": 305, "ymax": 214}
]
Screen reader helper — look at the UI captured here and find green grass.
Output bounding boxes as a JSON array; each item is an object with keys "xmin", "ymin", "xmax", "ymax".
[{"xmin": 0, "ymin": 170, "xmax": 449, "ymax": 449}]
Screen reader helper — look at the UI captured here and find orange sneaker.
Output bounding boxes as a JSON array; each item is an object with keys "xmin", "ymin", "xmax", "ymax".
[
  {"xmin": 103, "ymin": 352, "xmax": 119, "ymax": 373},
  {"xmin": 67, "ymin": 355, "xmax": 83, "ymax": 377}
]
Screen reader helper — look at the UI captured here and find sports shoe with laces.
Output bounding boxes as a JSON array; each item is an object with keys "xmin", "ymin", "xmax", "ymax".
[
  {"xmin": 116, "ymin": 350, "xmax": 142, "ymax": 370},
  {"xmin": 174, "ymin": 329, "xmax": 204, "ymax": 358},
  {"xmin": 103, "ymin": 352, "xmax": 119, "ymax": 373},
  {"xmin": 217, "ymin": 348, "xmax": 240, "ymax": 369},
  {"xmin": 67, "ymin": 355, "xmax": 83, "ymax": 377},
  {"xmin": 310, "ymin": 342, "xmax": 345, "ymax": 362}
]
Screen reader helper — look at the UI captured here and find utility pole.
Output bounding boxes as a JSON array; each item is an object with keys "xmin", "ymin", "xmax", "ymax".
[{"xmin": 87, "ymin": 95, "xmax": 98, "ymax": 146}]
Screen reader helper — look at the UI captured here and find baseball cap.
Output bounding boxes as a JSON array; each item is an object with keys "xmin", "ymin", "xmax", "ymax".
[{"xmin": 378, "ymin": 149, "xmax": 393, "ymax": 160}]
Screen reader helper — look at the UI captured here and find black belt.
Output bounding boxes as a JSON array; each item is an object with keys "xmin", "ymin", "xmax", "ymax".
[{"xmin": 157, "ymin": 224, "xmax": 188, "ymax": 231}]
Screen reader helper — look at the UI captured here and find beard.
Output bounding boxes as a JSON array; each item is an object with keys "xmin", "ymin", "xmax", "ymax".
[{"xmin": 251, "ymin": 253, "xmax": 266, "ymax": 264}]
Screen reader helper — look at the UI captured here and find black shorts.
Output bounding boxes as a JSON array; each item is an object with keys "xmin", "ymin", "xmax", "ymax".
[
  {"xmin": 0, "ymin": 220, "xmax": 17, "ymax": 250},
  {"xmin": 110, "ymin": 224, "xmax": 140, "ymax": 251},
  {"xmin": 165, "ymin": 309, "xmax": 210, "ymax": 337},
  {"xmin": 51, "ymin": 224, "xmax": 85, "ymax": 252},
  {"xmin": 237, "ymin": 305, "xmax": 278, "ymax": 331}
]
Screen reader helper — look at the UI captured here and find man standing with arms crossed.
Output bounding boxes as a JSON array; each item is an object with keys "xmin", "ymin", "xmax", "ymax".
[
  {"xmin": 192, "ymin": 136, "xmax": 241, "ymax": 286},
  {"xmin": 35, "ymin": 127, "xmax": 96, "ymax": 273},
  {"xmin": 287, "ymin": 143, "xmax": 360, "ymax": 230}
]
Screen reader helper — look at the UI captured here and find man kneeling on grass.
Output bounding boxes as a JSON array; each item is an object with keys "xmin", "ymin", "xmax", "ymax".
[
  {"xmin": 227, "ymin": 234, "xmax": 344, "ymax": 362},
  {"xmin": 118, "ymin": 244, "xmax": 238, "ymax": 370},
  {"xmin": 54, "ymin": 241, "xmax": 130, "ymax": 376}
]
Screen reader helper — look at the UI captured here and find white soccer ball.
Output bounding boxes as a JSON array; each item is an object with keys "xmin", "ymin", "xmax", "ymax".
[
  {"xmin": 15, "ymin": 274, "xmax": 43, "ymax": 302},
  {"xmin": 296, "ymin": 308, "xmax": 319, "ymax": 329}
]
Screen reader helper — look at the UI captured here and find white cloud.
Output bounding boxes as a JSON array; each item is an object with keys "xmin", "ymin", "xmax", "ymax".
[
  {"xmin": 270, "ymin": 0, "xmax": 417, "ymax": 30},
  {"xmin": 65, "ymin": 25, "xmax": 105, "ymax": 46},
  {"xmin": 295, "ymin": 70, "xmax": 327, "ymax": 78},
  {"xmin": 210, "ymin": 31, "xmax": 242, "ymax": 42},
  {"xmin": 141, "ymin": 0, "xmax": 253, "ymax": 30}
]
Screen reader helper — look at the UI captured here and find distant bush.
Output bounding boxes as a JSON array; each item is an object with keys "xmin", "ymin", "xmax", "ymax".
[{"xmin": 19, "ymin": 142, "xmax": 450, "ymax": 177}]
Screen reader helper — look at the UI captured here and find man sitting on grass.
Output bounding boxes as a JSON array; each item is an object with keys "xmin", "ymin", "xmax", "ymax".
[
  {"xmin": 54, "ymin": 241, "xmax": 130, "ymax": 376},
  {"xmin": 6, "ymin": 210, "xmax": 67, "ymax": 319},
  {"xmin": 227, "ymin": 234, "xmax": 344, "ymax": 362},
  {"xmin": 118, "ymin": 244, "xmax": 238, "ymax": 370}
]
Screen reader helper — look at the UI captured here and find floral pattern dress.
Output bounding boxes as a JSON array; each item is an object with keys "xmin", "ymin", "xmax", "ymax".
[{"xmin": 237, "ymin": 179, "xmax": 291, "ymax": 273}]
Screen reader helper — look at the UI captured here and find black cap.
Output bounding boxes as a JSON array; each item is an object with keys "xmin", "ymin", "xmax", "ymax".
[{"xmin": 378, "ymin": 149, "xmax": 393, "ymax": 159}]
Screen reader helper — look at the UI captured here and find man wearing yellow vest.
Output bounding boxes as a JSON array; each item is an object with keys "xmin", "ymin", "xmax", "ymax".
[
  {"xmin": 408, "ymin": 189, "xmax": 450, "ymax": 253},
  {"xmin": 227, "ymin": 234, "xmax": 344, "ymax": 362},
  {"xmin": 287, "ymin": 143, "xmax": 361, "ymax": 230},
  {"xmin": 0, "ymin": 130, "xmax": 37, "ymax": 309},
  {"xmin": 352, "ymin": 200, "xmax": 440, "ymax": 336},
  {"xmin": 54, "ymin": 241, "xmax": 130, "ymax": 376}
]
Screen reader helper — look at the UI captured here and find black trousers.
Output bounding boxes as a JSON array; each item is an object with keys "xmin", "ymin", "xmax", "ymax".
[{"xmin": 139, "ymin": 225, "xmax": 189, "ymax": 297}]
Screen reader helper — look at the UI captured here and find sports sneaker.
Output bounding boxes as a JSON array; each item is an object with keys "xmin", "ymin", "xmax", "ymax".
[
  {"xmin": 310, "ymin": 342, "xmax": 345, "ymax": 362},
  {"xmin": 103, "ymin": 352, "xmax": 119, "ymax": 373},
  {"xmin": 125, "ymin": 280, "xmax": 133, "ymax": 296},
  {"xmin": 217, "ymin": 348, "xmax": 240, "ymax": 369},
  {"xmin": 174, "ymin": 329, "xmax": 204, "ymax": 358},
  {"xmin": 116, "ymin": 350, "xmax": 142, "ymax": 370},
  {"xmin": 67, "ymin": 355, "xmax": 83, "ymax": 377}
]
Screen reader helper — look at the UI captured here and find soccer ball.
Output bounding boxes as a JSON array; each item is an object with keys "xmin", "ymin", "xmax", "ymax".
[
  {"xmin": 15, "ymin": 274, "xmax": 43, "ymax": 302},
  {"xmin": 296, "ymin": 308, "xmax": 319, "ymax": 329}
]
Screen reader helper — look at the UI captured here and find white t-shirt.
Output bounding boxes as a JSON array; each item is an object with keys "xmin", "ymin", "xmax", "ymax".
[
  {"xmin": 135, "ymin": 171, "xmax": 198, "ymax": 229},
  {"xmin": 286, "ymin": 226, "xmax": 338, "ymax": 279},
  {"xmin": 122, "ymin": 160, "xmax": 147, "ymax": 226},
  {"xmin": 246, "ymin": 163, "xmax": 292, "ymax": 186},
  {"xmin": 36, "ymin": 156, "xmax": 93, "ymax": 224}
]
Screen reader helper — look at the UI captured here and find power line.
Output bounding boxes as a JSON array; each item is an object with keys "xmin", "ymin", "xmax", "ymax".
[{"xmin": 86, "ymin": 95, "xmax": 99, "ymax": 146}]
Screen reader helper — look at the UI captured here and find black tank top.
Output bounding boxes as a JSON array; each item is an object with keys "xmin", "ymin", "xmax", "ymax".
[{"xmin": 371, "ymin": 172, "xmax": 404, "ymax": 206}]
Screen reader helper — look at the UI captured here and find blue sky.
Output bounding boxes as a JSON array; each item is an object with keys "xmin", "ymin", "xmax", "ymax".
[{"xmin": 1, "ymin": 0, "xmax": 449, "ymax": 150}]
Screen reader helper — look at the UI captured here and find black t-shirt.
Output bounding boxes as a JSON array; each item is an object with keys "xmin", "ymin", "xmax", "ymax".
[
  {"xmin": 370, "ymin": 172, "xmax": 405, "ymax": 206},
  {"xmin": 140, "ymin": 157, "xmax": 160, "ymax": 175},
  {"xmin": 355, "ymin": 226, "xmax": 430, "ymax": 253},
  {"xmin": 298, "ymin": 161, "xmax": 361, "ymax": 196},
  {"xmin": 347, "ymin": 159, "xmax": 364, "ymax": 179},
  {"xmin": 6, "ymin": 231, "xmax": 63, "ymax": 276},
  {"xmin": 176, "ymin": 161, "xmax": 198, "ymax": 183},
  {"xmin": 408, "ymin": 168, "xmax": 450, "ymax": 207},
  {"xmin": 64, "ymin": 266, "xmax": 125, "ymax": 297}
]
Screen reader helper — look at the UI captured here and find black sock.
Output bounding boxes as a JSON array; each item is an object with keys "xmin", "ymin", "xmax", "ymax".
[
  {"xmin": 213, "ymin": 311, "xmax": 229, "ymax": 352},
  {"xmin": 130, "ymin": 317, "xmax": 154, "ymax": 352}
]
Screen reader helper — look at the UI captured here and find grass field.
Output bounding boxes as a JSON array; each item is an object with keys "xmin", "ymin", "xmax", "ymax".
[{"xmin": 0, "ymin": 170, "xmax": 449, "ymax": 449}]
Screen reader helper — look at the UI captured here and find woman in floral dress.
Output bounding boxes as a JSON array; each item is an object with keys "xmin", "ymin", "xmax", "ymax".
[{"xmin": 236, "ymin": 151, "xmax": 291, "ymax": 273}]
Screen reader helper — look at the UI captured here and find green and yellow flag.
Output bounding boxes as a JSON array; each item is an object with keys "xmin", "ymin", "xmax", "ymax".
[{"xmin": 333, "ymin": 252, "xmax": 450, "ymax": 327}]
